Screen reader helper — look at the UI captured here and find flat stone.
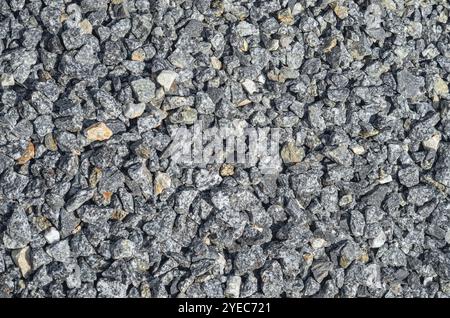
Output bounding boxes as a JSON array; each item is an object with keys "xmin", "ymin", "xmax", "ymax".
[{"xmin": 85, "ymin": 122, "xmax": 113, "ymax": 141}]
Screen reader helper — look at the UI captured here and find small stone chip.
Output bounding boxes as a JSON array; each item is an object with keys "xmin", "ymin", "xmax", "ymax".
[
  {"xmin": 124, "ymin": 103, "xmax": 146, "ymax": 119},
  {"xmin": 333, "ymin": 5, "xmax": 349, "ymax": 19},
  {"xmin": 350, "ymin": 145, "xmax": 365, "ymax": 155},
  {"xmin": 211, "ymin": 56, "xmax": 222, "ymax": 69},
  {"xmin": 16, "ymin": 141, "xmax": 35, "ymax": 165},
  {"xmin": 1, "ymin": 73, "xmax": 15, "ymax": 87},
  {"xmin": 434, "ymin": 77, "xmax": 449, "ymax": 97},
  {"xmin": 323, "ymin": 38, "xmax": 337, "ymax": 53},
  {"xmin": 224, "ymin": 275, "xmax": 241, "ymax": 298},
  {"xmin": 281, "ymin": 142, "xmax": 305, "ymax": 163},
  {"xmin": 79, "ymin": 19, "xmax": 92, "ymax": 34},
  {"xmin": 111, "ymin": 239, "xmax": 136, "ymax": 259},
  {"xmin": 154, "ymin": 172, "xmax": 171, "ymax": 195},
  {"xmin": 156, "ymin": 70, "xmax": 178, "ymax": 91},
  {"xmin": 85, "ymin": 122, "xmax": 113, "ymax": 141},
  {"xmin": 423, "ymin": 132, "xmax": 441, "ymax": 151},
  {"xmin": 242, "ymin": 79, "xmax": 257, "ymax": 95},
  {"xmin": 44, "ymin": 227, "xmax": 60, "ymax": 244},
  {"xmin": 131, "ymin": 78, "xmax": 155, "ymax": 103},
  {"xmin": 44, "ymin": 133, "xmax": 58, "ymax": 151},
  {"xmin": 277, "ymin": 8, "xmax": 294, "ymax": 25},
  {"xmin": 220, "ymin": 164, "xmax": 235, "ymax": 177},
  {"xmin": 12, "ymin": 246, "xmax": 32, "ymax": 278},
  {"xmin": 131, "ymin": 49, "xmax": 145, "ymax": 62}
]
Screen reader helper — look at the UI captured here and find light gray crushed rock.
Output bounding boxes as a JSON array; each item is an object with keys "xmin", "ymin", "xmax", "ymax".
[{"xmin": 0, "ymin": 0, "xmax": 450, "ymax": 299}]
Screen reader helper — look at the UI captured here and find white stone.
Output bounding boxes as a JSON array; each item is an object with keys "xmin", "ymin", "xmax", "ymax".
[
  {"xmin": 156, "ymin": 70, "xmax": 178, "ymax": 91},
  {"xmin": 311, "ymin": 238, "xmax": 326, "ymax": 249},
  {"xmin": 44, "ymin": 227, "xmax": 60, "ymax": 244},
  {"xmin": 371, "ymin": 231, "xmax": 386, "ymax": 248},
  {"xmin": 1, "ymin": 74, "xmax": 15, "ymax": 87},
  {"xmin": 124, "ymin": 103, "xmax": 146, "ymax": 119},
  {"xmin": 350, "ymin": 144, "xmax": 365, "ymax": 155},
  {"xmin": 379, "ymin": 174, "xmax": 393, "ymax": 184},
  {"xmin": 242, "ymin": 79, "xmax": 257, "ymax": 94},
  {"xmin": 423, "ymin": 132, "xmax": 441, "ymax": 151}
]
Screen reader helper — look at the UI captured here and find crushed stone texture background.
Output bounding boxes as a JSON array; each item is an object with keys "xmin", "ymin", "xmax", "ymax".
[{"xmin": 1, "ymin": 0, "xmax": 450, "ymax": 298}]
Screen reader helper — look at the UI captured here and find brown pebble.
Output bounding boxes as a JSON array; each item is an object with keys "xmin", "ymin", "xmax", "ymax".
[
  {"xmin": 16, "ymin": 141, "xmax": 35, "ymax": 165},
  {"xmin": 85, "ymin": 122, "xmax": 113, "ymax": 141}
]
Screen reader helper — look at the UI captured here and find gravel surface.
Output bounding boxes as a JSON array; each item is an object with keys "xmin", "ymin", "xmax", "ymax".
[{"xmin": 1, "ymin": 0, "xmax": 450, "ymax": 298}]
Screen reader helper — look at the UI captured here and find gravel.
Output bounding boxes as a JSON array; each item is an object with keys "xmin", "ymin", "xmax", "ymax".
[{"xmin": 1, "ymin": 0, "xmax": 450, "ymax": 299}]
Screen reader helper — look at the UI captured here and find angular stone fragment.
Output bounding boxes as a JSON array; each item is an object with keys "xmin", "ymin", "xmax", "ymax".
[
  {"xmin": 3, "ymin": 207, "xmax": 31, "ymax": 250},
  {"xmin": 111, "ymin": 239, "xmax": 136, "ymax": 259},
  {"xmin": 281, "ymin": 142, "xmax": 304, "ymax": 164},
  {"xmin": 16, "ymin": 141, "xmax": 35, "ymax": 165},
  {"xmin": 210, "ymin": 56, "xmax": 222, "ymax": 69},
  {"xmin": 277, "ymin": 8, "xmax": 294, "ymax": 25},
  {"xmin": 423, "ymin": 132, "xmax": 441, "ymax": 151},
  {"xmin": 131, "ymin": 49, "xmax": 145, "ymax": 62},
  {"xmin": 97, "ymin": 279, "xmax": 128, "ymax": 298},
  {"xmin": 398, "ymin": 166, "xmax": 420, "ymax": 188},
  {"xmin": 396, "ymin": 69, "xmax": 424, "ymax": 98},
  {"xmin": 333, "ymin": 5, "xmax": 348, "ymax": 19},
  {"xmin": 156, "ymin": 70, "xmax": 178, "ymax": 91},
  {"xmin": 350, "ymin": 144, "xmax": 365, "ymax": 155},
  {"xmin": 11, "ymin": 247, "xmax": 32, "ymax": 278},
  {"xmin": 44, "ymin": 227, "xmax": 60, "ymax": 244},
  {"xmin": 79, "ymin": 19, "xmax": 92, "ymax": 34},
  {"xmin": 85, "ymin": 122, "xmax": 113, "ymax": 141},
  {"xmin": 131, "ymin": 78, "xmax": 155, "ymax": 103},
  {"xmin": 154, "ymin": 172, "xmax": 171, "ymax": 195},
  {"xmin": 224, "ymin": 276, "xmax": 241, "ymax": 298},
  {"xmin": 1, "ymin": 73, "xmax": 14, "ymax": 87},
  {"xmin": 241, "ymin": 79, "xmax": 257, "ymax": 95},
  {"xmin": 326, "ymin": 145, "xmax": 352, "ymax": 166},
  {"xmin": 124, "ymin": 103, "xmax": 146, "ymax": 119},
  {"xmin": 46, "ymin": 239, "xmax": 71, "ymax": 262},
  {"xmin": 44, "ymin": 133, "xmax": 58, "ymax": 151},
  {"xmin": 434, "ymin": 77, "xmax": 448, "ymax": 96}
]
